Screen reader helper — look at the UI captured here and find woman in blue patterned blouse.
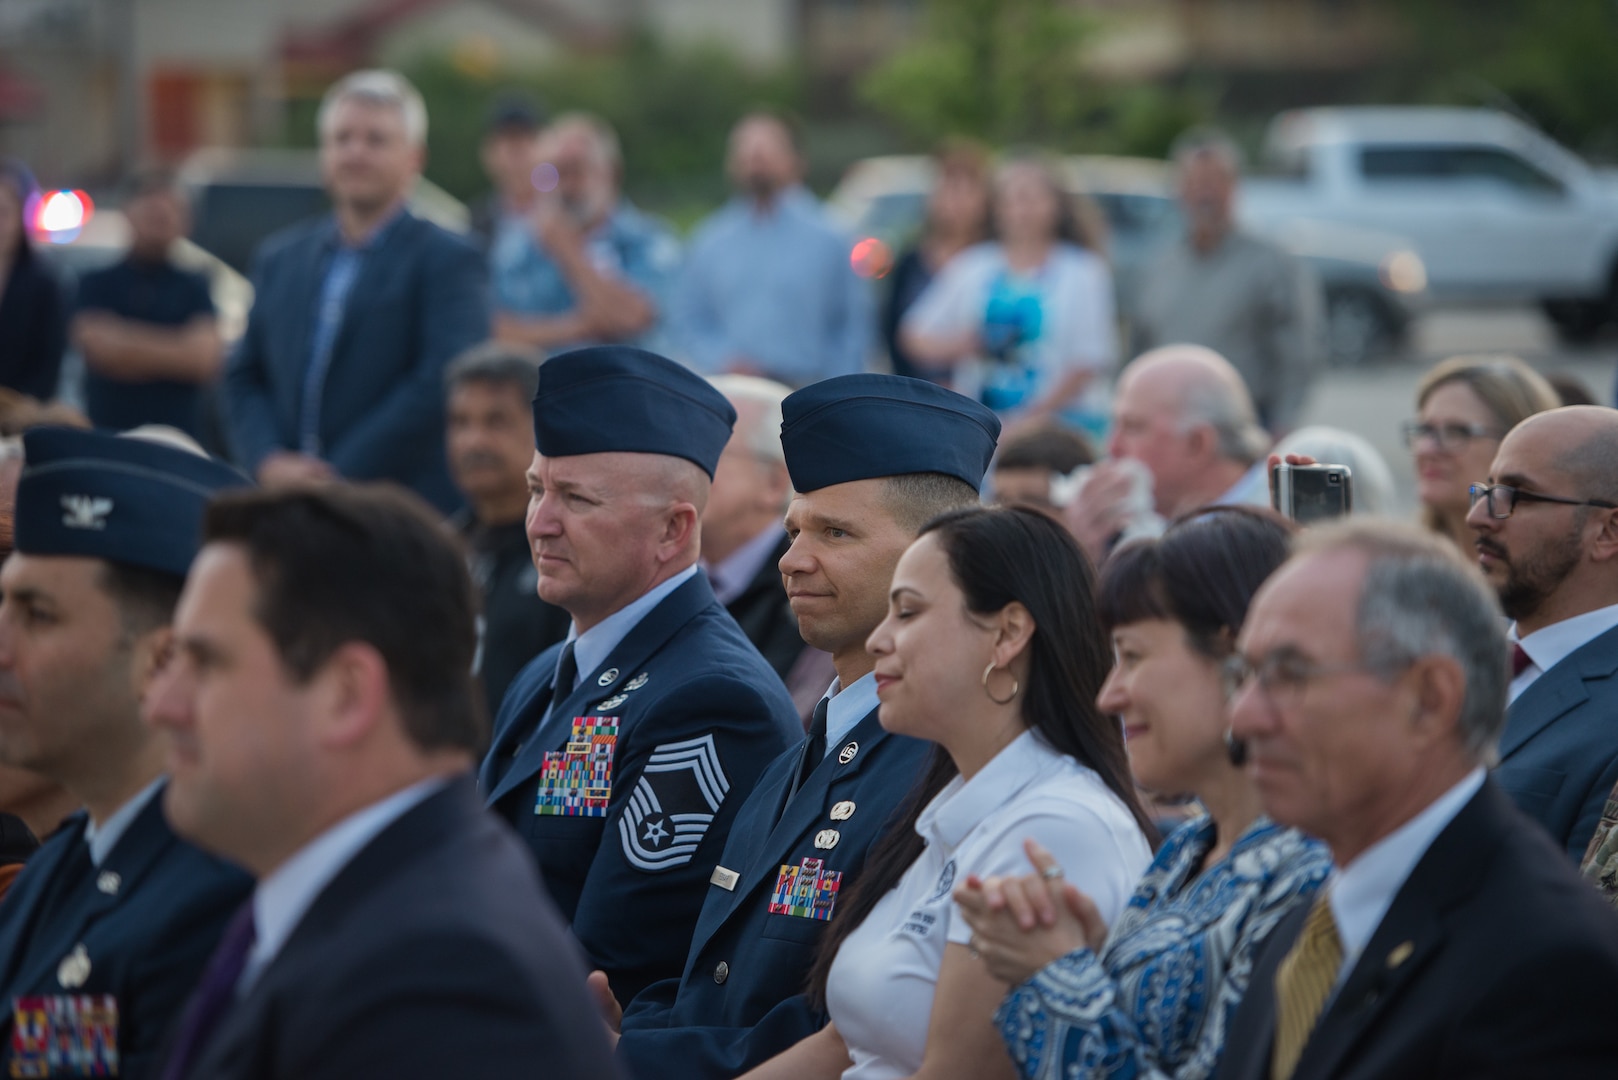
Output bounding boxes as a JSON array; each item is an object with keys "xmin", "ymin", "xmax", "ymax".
[{"xmin": 958, "ymin": 505, "xmax": 1332, "ymax": 1080}]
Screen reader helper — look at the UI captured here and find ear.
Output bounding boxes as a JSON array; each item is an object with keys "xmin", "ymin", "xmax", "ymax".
[
  {"xmin": 1586, "ymin": 507, "xmax": 1618, "ymax": 564},
  {"xmin": 991, "ymin": 602, "xmax": 1038, "ymax": 670},
  {"xmin": 311, "ymin": 641, "xmax": 391, "ymax": 751},
  {"xmin": 1405, "ymin": 654, "xmax": 1467, "ymax": 747},
  {"xmin": 1184, "ymin": 422, "xmax": 1216, "ymax": 464},
  {"xmin": 130, "ymin": 625, "xmax": 175, "ymax": 701},
  {"xmin": 657, "ymin": 502, "xmax": 701, "ymax": 564}
]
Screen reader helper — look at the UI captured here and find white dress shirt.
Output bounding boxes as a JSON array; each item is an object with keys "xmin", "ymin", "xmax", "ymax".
[
  {"xmin": 1507, "ymin": 602, "xmax": 1618, "ymax": 704},
  {"xmin": 1327, "ymin": 767, "xmax": 1484, "ymax": 987},
  {"xmin": 82, "ymin": 777, "xmax": 166, "ymax": 867},
  {"xmin": 816, "ymin": 671, "xmax": 880, "ymax": 758},
  {"xmin": 241, "ymin": 775, "xmax": 451, "ymax": 993},
  {"xmin": 825, "ymin": 731, "xmax": 1153, "ymax": 1080}
]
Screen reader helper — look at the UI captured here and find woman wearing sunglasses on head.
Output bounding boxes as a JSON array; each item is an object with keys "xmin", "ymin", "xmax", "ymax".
[
  {"xmin": 957, "ymin": 506, "xmax": 1332, "ymax": 1080},
  {"xmin": 741, "ymin": 506, "xmax": 1154, "ymax": 1080}
]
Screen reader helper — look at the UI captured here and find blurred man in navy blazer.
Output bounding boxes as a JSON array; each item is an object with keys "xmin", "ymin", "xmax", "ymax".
[
  {"xmin": 0, "ymin": 429, "xmax": 251, "ymax": 1079},
  {"xmin": 1467, "ymin": 406, "xmax": 1618, "ymax": 858},
  {"xmin": 149, "ymin": 484, "xmax": 618, "ymax": 1080},
  {"xmin": 222, "ymin": 70, "xmax": 487, "ymax": 513},
  {"xmin": 479, "ymin": 346, "xmax": 799, "ymax": 1008}
]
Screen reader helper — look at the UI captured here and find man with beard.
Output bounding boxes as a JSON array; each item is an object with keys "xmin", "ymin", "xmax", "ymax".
[
  {"xmin": 672, "ymin": 112, "xmax": 871, "ymax": 387},
  {"xmin": 222, "ymin": 69, "xmax": 487, "ymax": 513},
  {"xmin": 1466, "ymin": 404, "xmax": 1618, "ymax": 858},
  {"xmin": 490, "ymin": 113, "xmax": 679, "ymax": 354}
]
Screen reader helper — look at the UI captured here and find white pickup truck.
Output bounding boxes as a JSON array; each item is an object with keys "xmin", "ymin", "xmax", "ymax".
[{"xmin": 1242, "ymin": 107, "xmax": 1618, "ymax": 340}]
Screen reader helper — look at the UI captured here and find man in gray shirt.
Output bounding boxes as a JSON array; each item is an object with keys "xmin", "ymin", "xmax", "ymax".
[{"xmin": 1133, "ymin": 129, "xmax": 1324, "ymax": 435}]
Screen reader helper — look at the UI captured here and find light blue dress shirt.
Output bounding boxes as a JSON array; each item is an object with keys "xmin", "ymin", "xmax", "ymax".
[
  {"xmin": 817, "ymin": 670, "xmax": 880, "ymax": 757},
  {"xmin": 673, "ymin": 187, "xmax": 872, "ymax": 386},
  {"xmin": 548, "ymin": 565, "xmax": 700, "ymax": 719},
  {"xmin": 83, "ymin": 777, "xmax": 166, "ymax": 867}
]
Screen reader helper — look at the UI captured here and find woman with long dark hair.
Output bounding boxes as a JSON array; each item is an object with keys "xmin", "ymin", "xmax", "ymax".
[
  {"xmin": 741, "ymin": 506, "xmax": 1153, "ymax": 1080},
  {"xmin": 0, "ymin": 161, "xmax": 66, "ymax": 401},
  {"xmin": 957, "ymin": 506, "xmax": 1331, "ymax": 1080}
]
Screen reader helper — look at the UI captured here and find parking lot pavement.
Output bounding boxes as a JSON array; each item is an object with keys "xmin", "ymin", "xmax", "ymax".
[{"xmin": 1298, "ymin": 307, "xmax": 1618, "ymax": 516}]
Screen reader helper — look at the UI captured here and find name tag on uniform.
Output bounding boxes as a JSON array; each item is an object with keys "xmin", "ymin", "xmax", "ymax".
[
  {"xmin": 10, "ymin": 994, "xmax": 119, "ymax": 1077},
  {"xmin": 710, "ymin": 866, "xmax": 740, "ymax": 891},
  {"xmin": 769, "ymin": 857, "xmax": 842, "ymax": 921},
  {"xmin": 535, "ymin": 718, "xmax": 619, "ymax": 817}
]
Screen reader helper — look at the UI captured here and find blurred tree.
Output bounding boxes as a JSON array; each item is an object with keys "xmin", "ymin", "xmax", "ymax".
[
  {"xmin": 858, "ymin": 0, "xmax": 1099, "ymax": 147},
  {"xmin": 1382, "ymin": 0, "xmax": 1618, "ymax": 159}
]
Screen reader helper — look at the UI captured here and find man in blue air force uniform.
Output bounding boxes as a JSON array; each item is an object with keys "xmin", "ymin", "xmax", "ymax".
[
  {"xmin": 0, "ymin": 429, "xmax": 253, "ymax": 1079},
  {"xmin": 479, "ymin": 345, "xmax": 799, "ymax": 1006},
  {"xmin": 610, "ymin": 374, "xmax": 1001, "ymax": 1078}
]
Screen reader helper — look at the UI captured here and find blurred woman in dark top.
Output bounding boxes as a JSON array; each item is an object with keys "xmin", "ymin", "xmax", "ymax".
[
  {"xmin": 882, "ymin": 141, "xmax": 992, "ymax": 382},
  {"xmin": 0, "ymin": 161, "xmax": 66, "ymax": 401}
]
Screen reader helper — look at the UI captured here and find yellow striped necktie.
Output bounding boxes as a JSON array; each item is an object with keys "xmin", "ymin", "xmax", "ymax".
[{"xmin": 1271, "ymin": 893, "xmax": 1343, "ymax": 1080}]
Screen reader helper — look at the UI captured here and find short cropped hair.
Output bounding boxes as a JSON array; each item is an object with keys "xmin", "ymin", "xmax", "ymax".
[
  {"xmin": 99, "ymin": 562, "xmax": 184, "ymax": 638},
  {"xmin": 1170, "ymin": 126, "xmax": 1245, "ymax": 175},
  {"xmin": 1295, "ymin": 520, "xmax": 1508, "ymax": 763},
  {"xmin": 445, "ymin": 341, "xmax": 541, "ymax": 402},
  {"xmin": 203, "ymin": 485, "xmax": 484, "ymax": 754},
  {"xmin": 884, "ymin": 472, "xmax": 981, "ymax": 534},
  {"xmin": 708, "ymin": 374, "xmax": 789, "ymax": 468},
  {"xmin": 318, "ymin": 70, "xmax": 428, "ymax": 147}
]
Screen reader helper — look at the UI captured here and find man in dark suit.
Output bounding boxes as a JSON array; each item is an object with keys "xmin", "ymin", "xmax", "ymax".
[
  {"xmin": 479, "ymin": 345, "xmax": 799, "ymax": 1007},
  {"xmin": 148, "ymin": 484, "xmax": 617, "ymax": 1080},
  {"xmin": 1218, "ymin": 521, "xmax": 1618, "ymax": 1080},
  {"xmin": 221, "ymin": 70, "xmax": 487, "ymax": 513},
  {"xmin": 609, "ymin": 374, "xmax": 1000, "ymax": 1079},
  {"xmin": 702, "ymin": 374, "xmax": 832, "ymax": 720},
  {"xmin": 0, "ymin": 429, "xmax": 252, "ymax": 1079},
  {"xmin": 1467, "ymin": 405, "xmax": 1618, "ymax": 858}
]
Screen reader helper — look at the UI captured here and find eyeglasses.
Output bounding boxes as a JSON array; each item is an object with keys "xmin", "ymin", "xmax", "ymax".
[
  {"xmin": 1467, "ymin": 483, "xmax": 1618, "ymax": 521},
  {"xmin": 1220, "ymin": 652, "xmax": 1372, "ymax": 705},
  {"xmin": 1402, "ymin": 421, "xmax": 1501, "ymax": 451}
]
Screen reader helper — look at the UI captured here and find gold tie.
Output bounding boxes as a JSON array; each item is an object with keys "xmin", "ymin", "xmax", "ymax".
[{"xmin": 1271, "ymin": 894, "xmax": 1343, "ymax": 1080}]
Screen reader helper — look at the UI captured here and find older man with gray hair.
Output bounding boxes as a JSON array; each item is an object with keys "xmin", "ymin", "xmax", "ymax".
[
  {"xmin": 223, "ymin": 69, "xmax": 488, "ymax": 513},
  {"xmin": 1066, "ymin": 344, "xmax": 1270, "ymax": 563},
  {"xmin": 1132, "ymin": 127, "xmax": 1324, "ymax": 435},
  {"xmin": 1216, "ymin": 520, "xmax": 1618, "ymax": 1080},
  {"xmin": 701, "ymin": 375, "xmax": 832, "ymax": 719}
]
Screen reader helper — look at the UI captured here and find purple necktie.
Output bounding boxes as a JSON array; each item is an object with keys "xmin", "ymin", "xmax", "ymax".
[
  {"xmin": 161, "ymin": 901, "xmax": 257, "ymax": 1080},
  {"xmin": 1511, "ymin": 643, "xmax": 1533, "ymax": 678}
]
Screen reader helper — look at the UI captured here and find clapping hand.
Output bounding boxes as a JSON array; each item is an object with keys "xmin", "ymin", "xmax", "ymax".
[{"xmin": 954, "ymin": 838, "xmax": 1110, "ymax": 986}]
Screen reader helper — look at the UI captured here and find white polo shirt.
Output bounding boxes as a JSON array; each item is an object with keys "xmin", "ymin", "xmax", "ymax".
[{"xmin": 825, "ymin": 730, "xmax": 1152, "ymax": 1080}]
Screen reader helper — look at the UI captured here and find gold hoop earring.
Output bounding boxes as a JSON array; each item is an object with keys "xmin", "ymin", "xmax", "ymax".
[{"xmin": 982, "ymin": 662, "xmax": 1019, "ymax": 706}]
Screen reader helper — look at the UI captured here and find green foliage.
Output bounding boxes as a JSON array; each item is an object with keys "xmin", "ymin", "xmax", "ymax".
[{"xmin": 859, "ymin": 0, "xmax": 1099, "ymax": 147}]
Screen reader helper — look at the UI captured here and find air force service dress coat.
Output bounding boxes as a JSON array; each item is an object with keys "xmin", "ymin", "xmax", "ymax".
[
  {"xmin": 1494, "ymin": 622, "xmax": 1618, "ymax": 859},
  {"xmin": 1214, "ymin": 780, "xmax": 1618, "ymax": 1080},
  {"xmin": 618, "ymin": 706, "xmax": 931, "ymax": 1079},
  {"xmin": 0, "ymin": 791, "xmax": 252, "ymax": 1080},
  {"xmin": 481, "ymin": 571, "xmax": 799, "ymax": 1006},
  {"xmin": 173, "ymin": 778, "xmax": 621, "ymax": 1080}
]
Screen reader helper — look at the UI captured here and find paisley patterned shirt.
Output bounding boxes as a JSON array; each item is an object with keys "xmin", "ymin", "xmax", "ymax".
[{"xmin": 996, "ymin": 815, "xmax": 1330, "ymax": 1080}]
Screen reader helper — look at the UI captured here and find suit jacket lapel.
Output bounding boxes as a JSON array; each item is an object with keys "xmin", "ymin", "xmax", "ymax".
[
  {"xmin": 486, "ymin": 574, "xmax": 713, "ymax": 806},
  {"xmin": 1294, "ymin": 782, "xmax": 1502, "ymax": 1078},
  {"xmin": 329, "ymin": 212, "xmax": 413, "ymax": 359},
  {"xmin": 0, "ymin": 816, "xmax": 87, "ymax": 991},
  {"xmin": 1500, "ymin": 622, "xmax": 1618, "ymax": 759}
]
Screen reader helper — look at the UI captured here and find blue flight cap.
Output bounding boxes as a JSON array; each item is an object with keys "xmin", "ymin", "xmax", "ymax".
[
  {"xmin": 532, "ymin": 346, "xmax": 737, "ymax": 479},
  {"xmin": 15, "ymin": 427, "xmax": 250, "ymax": 579},
  {"xmin": 780, "ymin": 374, "xmax": 1002, "ymax": 492}
]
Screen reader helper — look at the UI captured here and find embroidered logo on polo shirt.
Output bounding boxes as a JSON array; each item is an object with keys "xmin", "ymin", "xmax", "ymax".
[{"xmin": 534, "ymin": 718, "xmax": 619, "ymax": 817}]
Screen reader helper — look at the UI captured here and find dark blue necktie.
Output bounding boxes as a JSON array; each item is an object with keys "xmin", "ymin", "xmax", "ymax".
[{"xmin": 160, "ymin": 901, "xmax": 257, "ymax": 1080}]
